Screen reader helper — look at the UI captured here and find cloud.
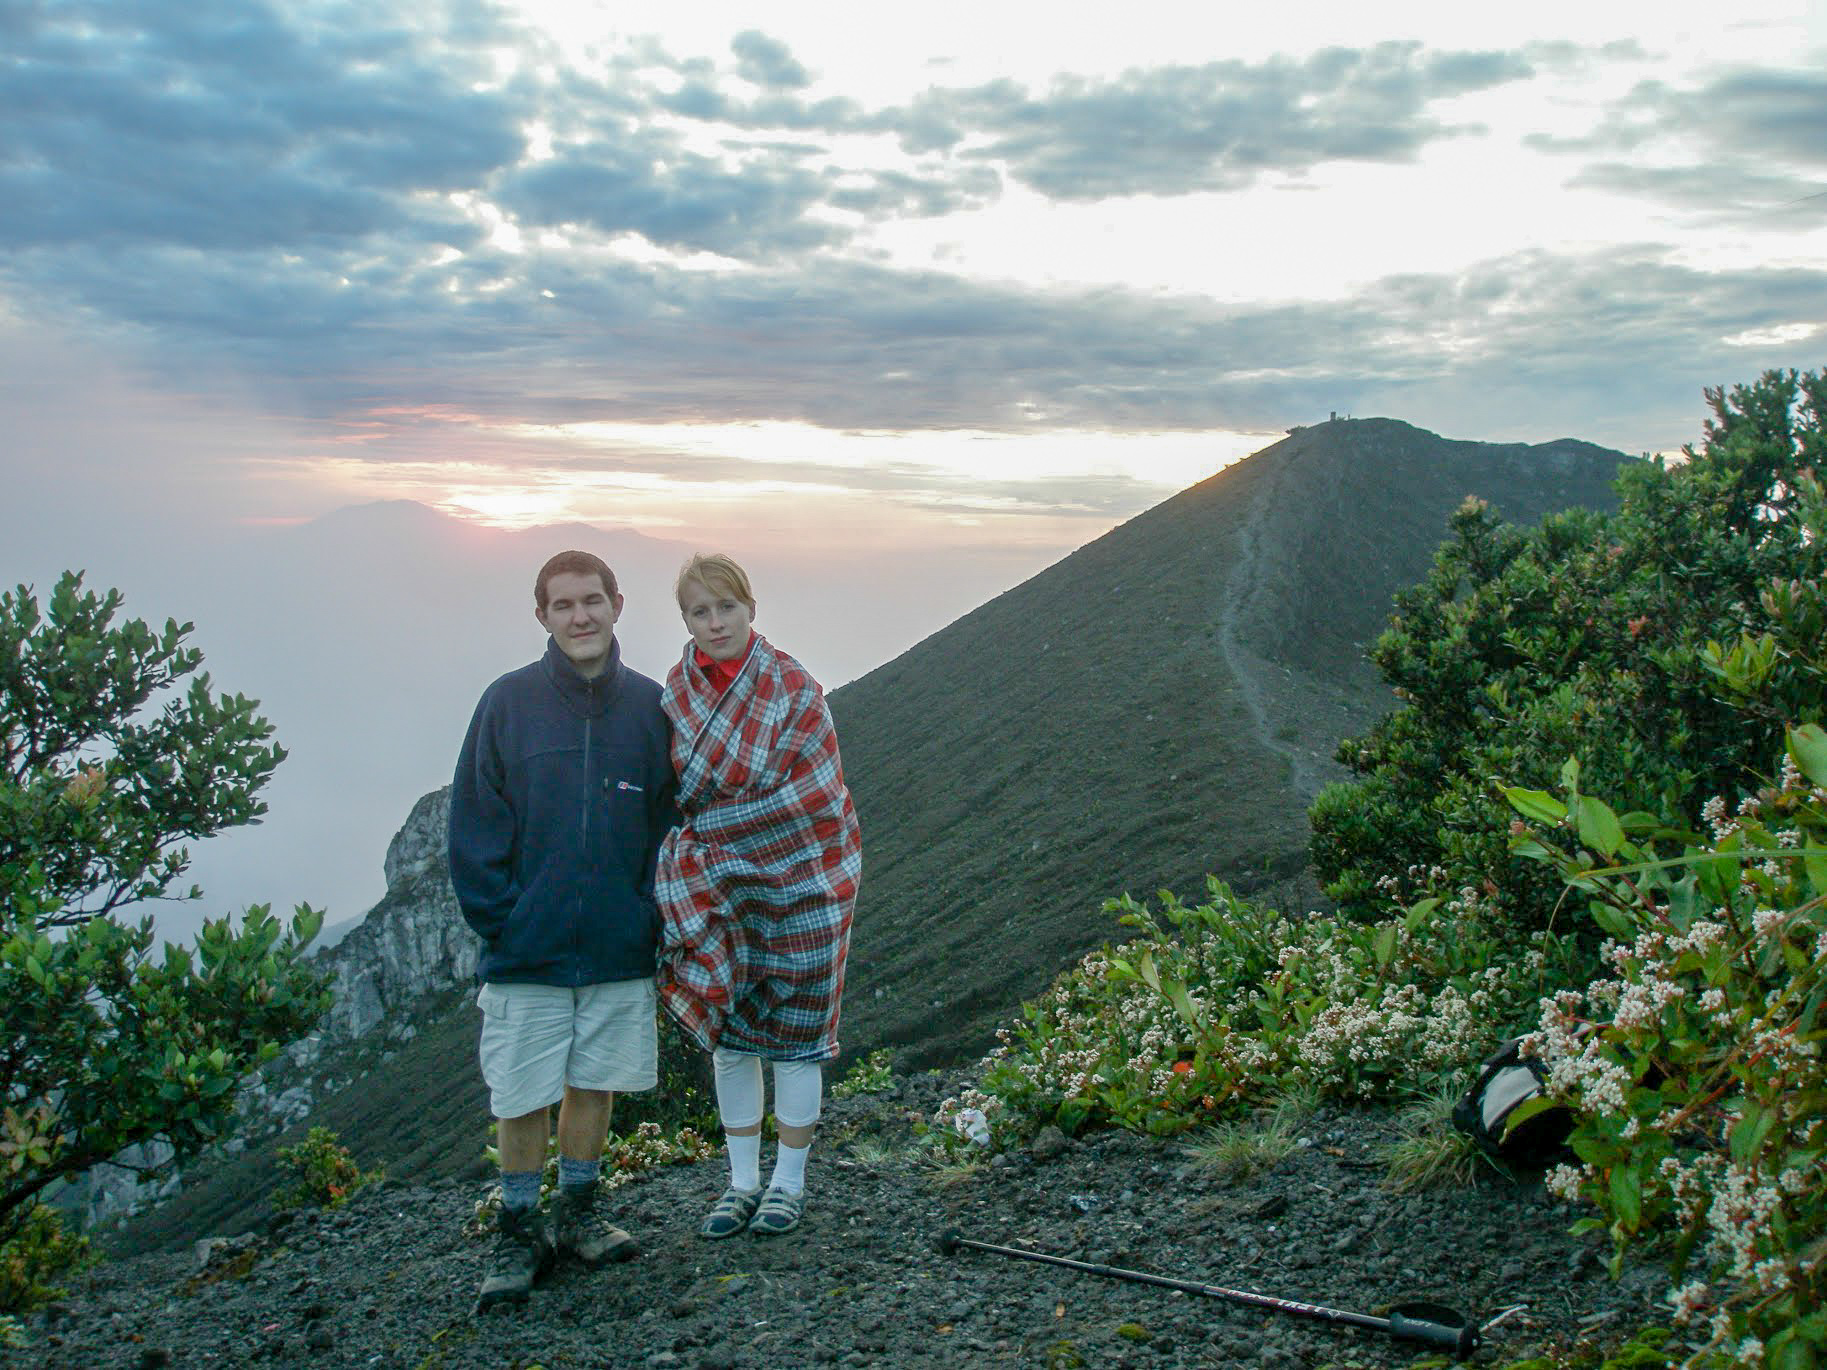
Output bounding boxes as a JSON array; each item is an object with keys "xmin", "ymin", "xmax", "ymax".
[
  {"xmin": 731, "ymin": 30, "xmax": 811, "ymax": 91},
  {"xmin": 0, "ymin": 0, "xmax": 527, "ymax": 252},
  {"xmin": 880, "ymin": 42, "xmax": 1536, "ymax": 199},
  {"xmin": 3, "ymin": 3, "xmax": 1821, "ymax": 458},
  {"xmin": 1533, "ymin": 63, "xmax": 1827, "ymax": 224},
  {"xmin": 494, "ymin": 134, "xmax": 845, "ymax": 259},
  {"xmin": 10, "ymin": 206, "xmax": 1825, "ymax": 450},
  {"xmin": 1567, "ymin": 163, "xmax": 1827, "ymax": 223}
]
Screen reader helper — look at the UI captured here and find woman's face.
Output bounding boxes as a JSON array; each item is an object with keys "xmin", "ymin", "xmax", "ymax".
[{"xmin": 680, "ymin": 579, "xmax": 754, "ymax": 662}]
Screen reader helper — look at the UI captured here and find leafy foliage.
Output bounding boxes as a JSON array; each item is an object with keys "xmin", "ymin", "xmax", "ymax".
[
  {"xmin": 1514, "ymin": 731, "xmax": 1826, "ymax": 1368},
  {"xmin": 1309, "ymin": 368, "xmax": 1827, "ymax": 931},
  {"xmin": 0, "ymin": 1204, "xmax": 91, "ymax": 1314},
  {"xmin": 0, "ymin": 572, "xmax": 330, "ymax": 1291},
  {"xmin": 831, "ymin": 1048, "xmax": 895, "ymax": 1099},
  {"xmin": 1, "ymin": 573, "xmax": 287, "ymax": 923},
  {"xmin": 936, "ymin": 877, "xmax": 1573, "ymax": 1147},
  {"xmin": 271, "ymin": 1127, "xmax": 383, "ymax": 1212}
]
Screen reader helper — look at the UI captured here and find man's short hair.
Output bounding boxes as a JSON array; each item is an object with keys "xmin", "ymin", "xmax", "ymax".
[
  {"xmin": 675, "ymin": 553, "xmax": 755, "ymax": 614},
  {"xmin": 535, "ymin": 551, "xmax": 619, "ymax": 611}
]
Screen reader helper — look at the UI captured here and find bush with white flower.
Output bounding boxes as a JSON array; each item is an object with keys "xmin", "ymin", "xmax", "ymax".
[
  {"xmin": 1507, "ymin": 729, "xmax": 1826, "ymax": 1369},
  {"xmin": 942, "ymin": 876, "xmax": 1570, "ymax": 1147}
]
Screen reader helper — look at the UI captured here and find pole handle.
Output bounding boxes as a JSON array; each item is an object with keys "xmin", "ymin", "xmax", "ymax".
[{"xmin": 1387, "ymin": 1306, "xmax": 1481, "ymax": 1357}]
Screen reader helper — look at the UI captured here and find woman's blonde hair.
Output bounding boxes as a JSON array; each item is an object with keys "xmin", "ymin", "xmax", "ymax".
[{"xmin": 675, "ymin": 553, "xmax": 756, "ymax": 614}]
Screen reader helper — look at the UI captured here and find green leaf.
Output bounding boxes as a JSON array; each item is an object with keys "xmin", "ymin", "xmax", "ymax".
[
  {"xmin": 1804, "ymin": 837, "xmax": 1827, "ymax": 899},
  {"xmin": 1609, "ymin": 1161, "xmax": 1643, "ymax": 1231},
  {"xmin": 1373, "ymin": 924, "xmax": 1397, "ymax": 969},
  {"xmin": 1589, "ymin": 902, "xmax": 1635, "ymax": 940},
  {"xmin": 1134, "ymin": 949, "xmax": 1162, "ymax": 996},
  {"xmin": 1559, "ymin": 755, "xmax": 1581, "ymax": 795},
  {"xmin": 1770, "ymin": 1325, "xmax": 1814, "ymax": 1370},
  {"xmin": 1577, "ymin": 796, "xmax": 1625, "ymax": 859},
  {"xmin": 1790, "ymin": 722, "xmax": 1827, "ymax": 789},
  {"xmin": 1504, "ymin": 787, "xmax": 1567, "ymax": 824},
  {"xmin": 1730, "ymin": 1103, "xmax": 1777, "ymax": 1167},
  {"xmin": 1500, "ymin": 1094, "xmax": 1562, "ymax": 1139},
  {"xmin": 1163, "ymin": 978, "xmax": 1202, "ymax": 1031}
]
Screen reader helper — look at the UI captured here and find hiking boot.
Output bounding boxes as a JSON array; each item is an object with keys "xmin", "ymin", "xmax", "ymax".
[
  {"xmin": 475, "ymin": 1205, "xmax": 553, "ymax": 1311},
  {"xmin": 553, "ymin": 1186, "xmax": 638, "ymax": 1267}
]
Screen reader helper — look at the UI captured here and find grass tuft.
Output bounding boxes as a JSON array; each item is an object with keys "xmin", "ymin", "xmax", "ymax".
[
  {"xmin": 1380, "ymin": 1081, "xmax": 1487, "ymax": 1192},
  {"xmin": 1182, "ymin": 1098, "xmax": 1302, "ymax": 1184}
]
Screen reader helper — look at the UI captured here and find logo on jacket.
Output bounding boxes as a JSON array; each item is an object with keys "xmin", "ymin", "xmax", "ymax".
[{"xmin": 615, "ymin": 779, "xmax": 644, "ymax": 793}]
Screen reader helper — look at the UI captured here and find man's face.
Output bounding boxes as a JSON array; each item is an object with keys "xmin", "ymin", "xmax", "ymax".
[
  {"xmin": 536, "ymin": 571, "xmax": 623, "ymax": 678},
  {"xmin": 679, "ymin": 579, "xmax": 754, "ymax": 662}
]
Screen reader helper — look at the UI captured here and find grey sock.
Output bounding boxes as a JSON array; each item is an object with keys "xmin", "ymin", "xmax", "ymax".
[
  {"xmin": 500, "ymin": 1169, "xmax": 541, "ymax": 1213},
  {"xmin": 557, "ymin": 1155, "xmax": 600, "ymax": 1194}
]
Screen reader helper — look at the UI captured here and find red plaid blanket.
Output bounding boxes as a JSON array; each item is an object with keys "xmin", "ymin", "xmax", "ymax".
[{"xmin": 654, "ymin": 634, "xmax": 862, "ymax": 1060}]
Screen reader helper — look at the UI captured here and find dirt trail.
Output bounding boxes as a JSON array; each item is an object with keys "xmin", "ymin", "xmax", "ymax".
[{"xmin": 1216, "ymin": 436, "xmax": 1336, "ymax": 803}]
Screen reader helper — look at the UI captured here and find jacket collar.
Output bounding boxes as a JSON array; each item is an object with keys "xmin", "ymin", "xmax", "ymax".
[{"xmin": 541, "ymin": 635, "xmax": 625, "ymax": 717}]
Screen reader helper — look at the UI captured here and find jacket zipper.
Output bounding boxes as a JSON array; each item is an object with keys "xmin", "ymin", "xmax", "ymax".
[{"xmin": 577, "ymin": 699, "xmax": 591, "ymax": 983}]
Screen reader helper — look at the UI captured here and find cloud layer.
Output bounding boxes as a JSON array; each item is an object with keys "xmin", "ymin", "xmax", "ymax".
[{"xmin": 2, "ymin": 0, "xmax": 1823, "ymax": 466}]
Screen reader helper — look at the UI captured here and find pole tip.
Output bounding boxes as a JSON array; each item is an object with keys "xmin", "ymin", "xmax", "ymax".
[{"xmin": 935, "ymin": 1228, "xmax": 962, "ymax": 1256}]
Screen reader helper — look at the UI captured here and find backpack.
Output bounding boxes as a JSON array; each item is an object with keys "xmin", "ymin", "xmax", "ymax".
[{"xmin": 1451, "ymin": 1036, "xmax": 1573, "ymax": 1167}]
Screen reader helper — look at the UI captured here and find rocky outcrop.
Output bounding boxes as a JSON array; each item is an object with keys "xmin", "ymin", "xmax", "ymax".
[
  {"xmin": 297, "ymin": 787, "xmax": 474, "ymax": 1057},
  {"xmin": 63, "ymin": 1139, "xmax": 180, "ymax": 1232}
]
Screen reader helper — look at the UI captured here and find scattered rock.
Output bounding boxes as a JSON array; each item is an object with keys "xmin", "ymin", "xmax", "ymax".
[
  {"xmin": 1253, "ymin": 1194, "xmax": 1289, "ymax": 1220},
  {"xmin": 1028, "ymin": 1126, "xmax": 1071, "ymax": 1162},
  {"xmin": 18, "ymin": 1085, "xmax": 1678, "ymax": 1369}
]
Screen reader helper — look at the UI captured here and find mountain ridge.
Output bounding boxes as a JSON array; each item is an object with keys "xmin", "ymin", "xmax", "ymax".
[{"xmin": 109, "ymin": 415, "xmax": 1632, "ymax": 1253}]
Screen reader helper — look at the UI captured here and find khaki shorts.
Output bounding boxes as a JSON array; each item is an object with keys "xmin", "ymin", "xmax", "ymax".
[{"xmin": 476, "ymin": 978, "xmax": 658, "ymax": 1120}]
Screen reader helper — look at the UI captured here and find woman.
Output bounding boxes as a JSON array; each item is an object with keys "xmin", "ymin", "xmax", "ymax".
[{"xmin": 653, "ymin": 553, "xmax": 863, "ymax": 1238}]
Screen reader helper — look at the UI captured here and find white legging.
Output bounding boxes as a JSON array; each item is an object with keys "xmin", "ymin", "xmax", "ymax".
[{"xmin": 712, "ymin": 1046, "xmax": 823, "ymax": 1130}]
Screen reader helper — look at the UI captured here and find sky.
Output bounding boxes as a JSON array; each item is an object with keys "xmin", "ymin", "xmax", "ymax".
[{"xmin": 3, "ymin": 0, "xmax": 1825, "ymax": 941}]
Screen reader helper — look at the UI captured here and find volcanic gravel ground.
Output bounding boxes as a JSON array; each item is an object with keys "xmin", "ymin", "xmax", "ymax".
[{"xmin": 16, "ymin": 1079, "xmax": 1671, "ymax": 1369}]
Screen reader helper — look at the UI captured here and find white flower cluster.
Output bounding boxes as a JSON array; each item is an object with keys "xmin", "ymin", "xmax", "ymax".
[
  {"xmin": 1545, "ymin": 1162, "xmax": 1588, "ymax": 1202},
  {"xmin": 1751, "ymin": 906, "xmax": 1787, "ymax": 941},
  {"xmin": 1702, "ymin": 795, "xmax": 1734, "ymax": 840},
  {"xmin": 1667, "ymin": 1278, "xmax": 1710, "ymax": 1325},
  {"xmin": 1704, "ymin": 1163, "xmax": 1783, "ymax": 1280}
]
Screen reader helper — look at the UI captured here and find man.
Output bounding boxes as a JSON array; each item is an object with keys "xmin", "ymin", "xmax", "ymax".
[{"xmin": 449, "ymin": 550, "xmax": 677, "ymax": 1311}]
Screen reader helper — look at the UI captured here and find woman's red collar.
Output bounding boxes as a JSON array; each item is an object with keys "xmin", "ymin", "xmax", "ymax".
[{"xmin": 694, "ymin": 635, "xmax": 753, "ymax": 690}]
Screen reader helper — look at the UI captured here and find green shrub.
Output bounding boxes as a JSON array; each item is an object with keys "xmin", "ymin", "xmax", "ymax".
[
  {"xmin": 0, "ymin": 572, "xmax": 330, "ymax": 1274},
  {"xmin": 0, "ymin": 1204, "xmax": 91, "ymax": 1314},
  {"xmin": 938, "ymin": 877, "xmax": 1574, "ymax": 1145},
  {"xmin": 832, "ymin": 1048, "xmax": 895, "ymax": 1099},
  {"xmin": 1311, "ymin": 368, "xmax": 1827, "ymax": 933},
  {"xmin": 1507, "ymin": 727, "xmax": 1825, "ymax": 1368},
  {"xmin": 271, "ymin": 1127, "xmax": 382, "ymax": 1212}
]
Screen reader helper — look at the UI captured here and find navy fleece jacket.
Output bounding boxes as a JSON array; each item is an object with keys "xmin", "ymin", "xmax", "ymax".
[{"xmin": 449, "ymin": 637, "xmax": 678, "ymax": 986}]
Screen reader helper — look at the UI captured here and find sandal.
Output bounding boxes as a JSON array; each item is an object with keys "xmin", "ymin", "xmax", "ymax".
[
  {"xmin": 699, "ymin": 1186, "xmax": 762, "ymax": 1240},
  {"xmin": 748, "ymin": 1185, "xmax": 803, "ymax": 1236}
]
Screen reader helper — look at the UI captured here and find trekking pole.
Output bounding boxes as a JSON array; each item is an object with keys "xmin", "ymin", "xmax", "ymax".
[{"xmin": 935, "ymin": 1230, "xmax": 1481, "ymax": 1357}]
